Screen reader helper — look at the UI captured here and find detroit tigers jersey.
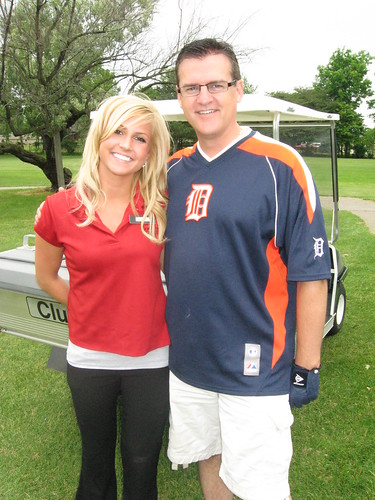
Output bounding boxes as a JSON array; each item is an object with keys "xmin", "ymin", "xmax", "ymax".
[{"xmin": 164, "ymin": 130, "xmax": 331, "ymax": 396}]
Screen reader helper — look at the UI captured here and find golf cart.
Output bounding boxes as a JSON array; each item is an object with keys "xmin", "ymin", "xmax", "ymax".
[{"xmin": 0, "ymin": 95, "xmax": 347, "ymax": 372}]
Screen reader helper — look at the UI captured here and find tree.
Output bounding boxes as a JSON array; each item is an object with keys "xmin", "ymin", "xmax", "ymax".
[
  {"xmin": 138, "ymin": 70, "xmax": 196, "ymax": 151},
  {"xmin": 0, "ymin": 0, "xmax": 209, "ymax": 189},
  {"xmin": 270, "ymin": 86, "xmax": 329, "ymax": 112},
  {"xmin": 314, "ymin": 48, "xmax": 375, "ymax": 157},
  {"xmin": 242, "ymin": 75, "xmax": 257, "ymax": 95},
  {"xmin": 270, "ymin": 49, "xmax": 375, "ymax": 158},
  {"xmin": 363, "ymin": 128, "xmax": 375, "ymax": 159}
]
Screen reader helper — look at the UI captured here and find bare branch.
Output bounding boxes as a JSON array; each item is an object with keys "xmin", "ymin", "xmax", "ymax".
[{"xmin": 0, "ymin": 0, "xmax": 15, "ymax": 101}]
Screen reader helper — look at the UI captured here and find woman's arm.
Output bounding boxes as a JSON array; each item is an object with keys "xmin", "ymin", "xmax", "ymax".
[{"xmin": 35, "ymin": 234, "xmax": 69, "ymax": 306}]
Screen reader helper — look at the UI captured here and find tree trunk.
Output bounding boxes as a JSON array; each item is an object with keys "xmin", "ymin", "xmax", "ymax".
[
  {"xmin": 0, "ymin": 138, "xmax": 71, "ymax": 191},
  {"xmin": 43, "ymin": 135, "xmax": 59, "ymax": 190}
]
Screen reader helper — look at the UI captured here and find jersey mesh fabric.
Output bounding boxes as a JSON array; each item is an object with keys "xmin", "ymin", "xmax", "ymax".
[{"xmin": 164, "ymin": 131, "xmax": 331, "ymax": 396}]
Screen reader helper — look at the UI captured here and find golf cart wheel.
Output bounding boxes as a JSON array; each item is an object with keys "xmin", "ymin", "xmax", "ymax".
[{"xmin": 328, "ymin": 282, "xmax": 346, "ymax": 335}]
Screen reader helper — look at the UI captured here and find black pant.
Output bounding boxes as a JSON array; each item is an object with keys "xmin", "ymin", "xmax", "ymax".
[{"xmin": 67, "ymin": 364, "xmax": 169, "ymax": 500}]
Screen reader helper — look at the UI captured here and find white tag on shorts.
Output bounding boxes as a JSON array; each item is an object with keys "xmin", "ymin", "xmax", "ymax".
[{"xmin": 244, "ymin": 343, "xmax": 261, "ymax": 376}]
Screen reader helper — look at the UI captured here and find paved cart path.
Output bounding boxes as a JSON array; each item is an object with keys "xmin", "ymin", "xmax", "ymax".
[{"xmin": 320, "ymin": 196, "xmax": 375, "ymax": 235}]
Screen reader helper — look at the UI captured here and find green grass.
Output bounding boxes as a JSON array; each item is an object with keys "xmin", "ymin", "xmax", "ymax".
[
  {"xmin": 0, "ymin": 154, "xmax": 81, "ymax": 187},
  {"xmin": 1, "ymin": 153, "xmax": 375, "ymax": 201},
  {"xmin": 306, "ymin": 157, "xmax": 375, "ymax": 200},
  {"xmin": 0, "ymin": 189, "xmax": 48, "ymax": 250},
  {"xmin": 307, "ymin": 157, "xmax": 375, "ymax": 201},
  {"xmin": 290, "ymin": 212, "xmax": 375, "ymax": 498},
  {"xmin": 1, "ymin": 168, "xmax": 375, "ymax": 498},
  {"xmin": 335, "ymin": 158, "xmax": 375, "ymax": 200}
]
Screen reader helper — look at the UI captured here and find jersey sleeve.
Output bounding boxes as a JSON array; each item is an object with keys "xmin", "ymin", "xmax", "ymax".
[{"xmin": 283, "ymin": 173, "xmax": 331, "ymax": 282}]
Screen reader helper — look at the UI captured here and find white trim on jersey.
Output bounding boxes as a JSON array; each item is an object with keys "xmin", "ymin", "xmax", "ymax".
[
  {"xmin": 252, "ymin": 132, "xmax": 317, "ymax": 215},
  {"xmin": 266, "ymin": 156, "xmax": 279, "ymax": 246},
  {"xmin": 167, "ymin": 156, "xmax": 184, "ymax": 174}
]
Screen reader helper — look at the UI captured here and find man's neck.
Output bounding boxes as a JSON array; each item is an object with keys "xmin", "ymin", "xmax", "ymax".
[{"xmin": 198, "ymin": 126, "xmax": 250, "ymax": 159}]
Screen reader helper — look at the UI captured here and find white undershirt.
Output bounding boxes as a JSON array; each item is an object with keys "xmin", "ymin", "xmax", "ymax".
[
  {"xmin": 67, "ymin": 341, "xmax": 169, "ymax": 370},
  {"xmin": 197, "ymin": 126, "xmax": 252, "ymax": 161}
]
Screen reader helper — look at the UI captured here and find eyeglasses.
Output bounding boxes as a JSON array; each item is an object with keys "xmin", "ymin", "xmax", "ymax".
[{"xmin": 177, "ymin": 80, "xmax": 237, "ymax": 97}]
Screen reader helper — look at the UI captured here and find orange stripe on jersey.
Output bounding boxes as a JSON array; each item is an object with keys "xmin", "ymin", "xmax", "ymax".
[
  {"xmin": 264, "ymin": 238, "xmax": 289, "ymax": 369},
  {"xmin": 168, "ymin": 143, "xmax": 197, "ymax": 162},
  {"xmin": 238, "ymin": 136, "xmax": 315, "ymax": 223}
]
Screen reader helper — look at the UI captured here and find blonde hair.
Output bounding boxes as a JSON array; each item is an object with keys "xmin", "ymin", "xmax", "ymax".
[{"xmin": 75, "ymin": 95, "xmax": 170, "ymax": 244}]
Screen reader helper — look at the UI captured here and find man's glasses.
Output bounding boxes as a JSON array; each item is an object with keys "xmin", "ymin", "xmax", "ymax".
[{"xmin": 177, "ymin": 80, "xmax": 237, "ymax": 97}]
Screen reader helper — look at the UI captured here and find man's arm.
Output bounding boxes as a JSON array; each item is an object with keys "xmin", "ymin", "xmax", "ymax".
[
  {"xmin": 289, "ymin": 279, "xmax": 328, "ymax": 408},
  {"xmin": 295, "ymin": 279, "xmax": 328, "ymax": 369}
]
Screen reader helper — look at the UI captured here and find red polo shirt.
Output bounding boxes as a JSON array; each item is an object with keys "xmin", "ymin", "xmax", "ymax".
[{"xmin": 35, "ymin": 187, "xmax": 170, "ymax": 356}]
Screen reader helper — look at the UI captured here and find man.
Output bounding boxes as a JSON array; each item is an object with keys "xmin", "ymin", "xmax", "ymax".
[{"xmin": 164, "ymin": 38, "xmax": 331, "ymax": 499}]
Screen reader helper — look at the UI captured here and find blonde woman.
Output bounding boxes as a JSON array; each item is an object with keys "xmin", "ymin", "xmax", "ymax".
[{"xmin": 35, "ymin": 95, "xmax": 170, "ymax": 500}]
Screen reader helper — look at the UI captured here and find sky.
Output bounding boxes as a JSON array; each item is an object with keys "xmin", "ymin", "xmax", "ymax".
[{"xmin": 151, "ymin": 0, "xmax": 375, "ymax": 125}]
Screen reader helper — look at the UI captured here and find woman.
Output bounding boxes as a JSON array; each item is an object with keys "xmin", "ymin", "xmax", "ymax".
[{"xmin": 35, "ymin": 95, "xmax": 171, "ymax": 500}]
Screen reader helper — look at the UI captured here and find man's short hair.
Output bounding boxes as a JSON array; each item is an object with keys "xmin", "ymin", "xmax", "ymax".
[{"xmin": 175, "ymin": 38, "xmax": 241, "ymax": 85}]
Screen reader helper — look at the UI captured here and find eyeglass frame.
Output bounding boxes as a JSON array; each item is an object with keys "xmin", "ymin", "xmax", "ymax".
[{"xmin": 177, "ymin": 79, "xmax": 238, "ymax": 97}]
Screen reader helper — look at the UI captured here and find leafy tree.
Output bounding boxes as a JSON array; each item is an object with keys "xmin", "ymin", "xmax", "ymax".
[
  {"xmin": 242, "ymin": 75, "xmax": 257, "ymax": 95},
  {"xmin": 270, "ymin": 86, "xmax": 329, "ymax": 112},
  {"xmin": 362, "ymin": 127, "xmax": 375, "ymax": 159},
  {"xmin": 0, "ymin": 0, "xmax": 207, "ymax": 189},
  {"xmin": 270, "ymin": 49, "xmax": 375, "ymax": 159},
  {"xmin": 314, "ymin": 48, "xmax": 375, "ymax": 157},
  {"xmin": 139, "ymin": 70, "xmax": 195, "ymax": 151}
]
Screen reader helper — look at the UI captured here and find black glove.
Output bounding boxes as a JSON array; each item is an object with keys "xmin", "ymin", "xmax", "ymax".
[{"xmin": 289, "ymin": 362, "xmax": 320, "ymax": 408}]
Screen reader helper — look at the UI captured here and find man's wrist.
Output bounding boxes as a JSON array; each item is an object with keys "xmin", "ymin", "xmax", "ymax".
[
  {"xmin": 294, "ymin": 356, "xmax": 321, "ymax": 371},
  {"xmin": 289, "ymin": 361, "xmax": 321, "ymax": 408},
  {"xmin": 293, "ymin": 361, "xmax": 321, "ymax": 372}
]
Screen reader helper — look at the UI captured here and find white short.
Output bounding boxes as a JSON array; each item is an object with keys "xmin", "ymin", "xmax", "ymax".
[{"xmin": 168, "ymin": 372, "xmax": 294, "ymax": 500}]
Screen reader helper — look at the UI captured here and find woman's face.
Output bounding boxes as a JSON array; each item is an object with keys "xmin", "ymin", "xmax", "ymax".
[{"xmin": 98, "ymin": 116, "xmax": 152, "ymax": 182}]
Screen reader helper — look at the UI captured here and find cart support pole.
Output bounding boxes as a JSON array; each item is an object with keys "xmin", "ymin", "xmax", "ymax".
[
  {"xmin": 330, "ymin": 123, "xmax": 339, "ymax": 243},
  {"xmin": 273, "ymin": 112, "xmax": 280, "ymax": 141}
]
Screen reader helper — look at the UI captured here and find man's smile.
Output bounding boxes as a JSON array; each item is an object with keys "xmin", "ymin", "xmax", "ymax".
[{"xmin": 197, "ymin": 109, "xmax": 216, "ymax": 115}]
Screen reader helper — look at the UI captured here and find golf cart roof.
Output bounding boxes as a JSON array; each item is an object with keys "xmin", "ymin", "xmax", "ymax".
[{"xmin": 152, "ymin": 94, "xmax": 340, "ymax": 123}]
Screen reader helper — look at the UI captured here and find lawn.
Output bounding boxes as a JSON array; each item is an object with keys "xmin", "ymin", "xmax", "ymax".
[
  {"xmin": 308, "ymin": 156, "xmax": 375, "ymax": 201},
  {"xmin": 0, "ymin": 158, "xmax": 374, "ymax": 498},
  {"xmin": 0, "ymin": 154, "xmax": 81, "ymax": 187},
  {"xmin": 1, "ymin": 153, "xmax": 375, "ymax": 201}
]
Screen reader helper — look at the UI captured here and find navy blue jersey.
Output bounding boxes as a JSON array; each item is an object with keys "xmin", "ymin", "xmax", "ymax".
[{"xmin": 164, "ymin": 130, "xmax": 331, "ymax": 396}]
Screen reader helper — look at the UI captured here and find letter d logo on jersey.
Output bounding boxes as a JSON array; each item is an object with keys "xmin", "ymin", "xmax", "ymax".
[{"xmin": 185, "ymin": 184, "xmax": 213, "ymax": 222}]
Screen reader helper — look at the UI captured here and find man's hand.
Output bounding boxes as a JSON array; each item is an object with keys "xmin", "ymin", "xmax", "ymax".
[
  {"xmin": 35, "ymin": 187, "xmax": 65, "ymax": 225},
  {"xmin": 34, "ymin": 200, "xmax": 45, "ymax": 225},
  {"xmin": 289, "ymin": 362, "xmax": 320, "ymax": 408}
]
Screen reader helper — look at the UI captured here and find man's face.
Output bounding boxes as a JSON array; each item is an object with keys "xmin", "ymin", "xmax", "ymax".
[{"xmin": 176, "ymin": 53, "xmax": 243, "ymax": 151}]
